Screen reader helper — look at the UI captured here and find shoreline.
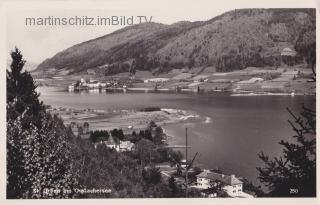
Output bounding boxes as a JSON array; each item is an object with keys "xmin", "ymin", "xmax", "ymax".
[
  {"xmin": 37, "ymin": 84, "xmax": 316, "ymax": 97},
  {"xmin": 48, "ymin": 106, "xmax": 205, "ymax": 134},
  {"xmin": 34, "ymin": 64, "xmax": 316, "ymax": 97}
]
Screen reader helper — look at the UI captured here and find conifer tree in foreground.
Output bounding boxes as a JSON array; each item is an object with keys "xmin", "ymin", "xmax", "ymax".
[
  {"xmin": 7, "ymin": 48, "xmax": 79, "ymax": 199},
  {"xmin": 257, "ymin": 105, "xmax": 316, "ymax": 197},
  {"xmin": 7, "ymin": 48, "xmax": 43, "ymax": 127}
]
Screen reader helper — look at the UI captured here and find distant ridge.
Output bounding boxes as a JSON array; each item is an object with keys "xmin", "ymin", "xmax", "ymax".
[{"xmin": 36, "ymin": 8, "xmax": 315, "ymax": 75}]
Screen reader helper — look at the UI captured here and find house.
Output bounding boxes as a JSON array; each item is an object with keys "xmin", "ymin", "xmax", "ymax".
[
  {"xmin": 94, "ymin": 138, "xmax": 135, "ymax": 152},
  {"xmin": 87, "ymin": 80, "xmax": 100, "ymax": 88},
  {"xmin": 281, "ymin": 47, "xmax": 297, "ymax": 56},
  {"xmin": 144, "ymin": 78, "xmax": 169, "ymax": 83},
  {"xmin": 100, "ymin": 81, "xmax": 107, "ymax": 88},
  {"xmin": 119, "ymin": 141, "xmax": 135, "ymax": 152},
  {"xmin": 180, "ymin": 159, "xmax": 188, "ymax": 168},
  {"xmin": 87, "ymin": 69, "xmax": 96, "ymax": 75},
  {"xmin": 196, "ymin": 170, "xmax": 244, "ymax": 197},
  {"xmin": 68, "ymin": 84, "xmax": 75, "ymax": 92},
  {"xmin": 94, "ymin": 135, "xmax": 119, "ymax": 151},
  {"xmin": 281, "ymin": 48, "xmax": 297, "ymax": 66},
  {"xmin": 79, "ymin": 78, "xmax": 87, "ymax": 86}
]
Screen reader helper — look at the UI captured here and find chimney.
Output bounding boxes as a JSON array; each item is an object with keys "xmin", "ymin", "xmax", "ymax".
[{"xmin": 231, "ymin": 174, "xmax": 235, "ymax": 178}]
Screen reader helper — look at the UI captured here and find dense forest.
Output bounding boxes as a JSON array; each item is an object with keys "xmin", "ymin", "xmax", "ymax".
[{"xmin": 36, "ymin": 8, "xmax": 315, "ymax": 75}]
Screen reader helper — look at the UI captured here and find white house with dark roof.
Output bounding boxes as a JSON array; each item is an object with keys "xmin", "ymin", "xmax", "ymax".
[
  {"xmin": 94, "ymin": 137, "xmax": 135, "ymax": 152},
  {"xmin": 281, "ymin": 47, "xmax": 297, "ymax": 57},
  {"xmin": 196, "ymin": 169, "xmax": 246, "ymax": 197},
  {"xmin": 119, "ymin": 141, "xmax": 135, "ymax": 152}
]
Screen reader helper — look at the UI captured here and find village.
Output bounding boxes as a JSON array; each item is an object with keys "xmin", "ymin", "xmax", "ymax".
[
  {"xmin": 47, "ymin": 105, "xmax": 255, "ymax": 198},
  {"xmin": 72, "ymin": 121, "xmax": 254, "ymax": 198},
  {"xmin": 32, "ymin": 47, "xmax": 316, "ymax": 96}
]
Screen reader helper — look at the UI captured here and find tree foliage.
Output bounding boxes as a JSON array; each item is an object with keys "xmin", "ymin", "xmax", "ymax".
[
  {"xmin": 111, "ymin": 128, "xmax": 125, "ymax": 141},
  {"xmin": 90, "ymin": 130, "xmax": 109, "ymax": 143},
  {"xmin": 7, "ymin": 48, "xmax": 78, "ymax": 198},
  {"xmin": 142, "ymin": 166, "xmax": 162, "ymax": 185},
  {"xmin": 295, "ymin": 31, "xmax": 316, "ymax": 80},
  {"xmin": 7, "ymin": 48, "xmax": 44, "ymax": 127},
  {"xmin": 257, "ymin": 105, "xmax": 316, "ymax": 197},
  {"xmin": 154, "ymin": 126, "xmax": 164, "ymax": 145}
]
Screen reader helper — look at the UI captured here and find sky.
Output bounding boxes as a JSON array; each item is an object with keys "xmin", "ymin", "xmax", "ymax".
[{"xmin": 3, "ymin": 0, "xmax": 318, "ymax": 64}]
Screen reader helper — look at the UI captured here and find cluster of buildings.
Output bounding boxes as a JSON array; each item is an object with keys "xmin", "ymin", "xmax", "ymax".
[
  {"xmin": 93, "ymin": 135, "xmax": 135, "ymax": 152},
  {"xmin": 64, "ymin": 108, "xmax": 251, "ymax": 197},
  {"xmin": 194, "ymin": 169, "xmax": 253, "ymax": 198},
  {"xmin": 68, "ymin": 78, "xmax": 123, "ymax": 92},
  {"xmin": 157, "ymin": 165, "xmax": 254, "ymax": 198},
  {"xmin": 69, "ymin": 120, "xmax": 135, "ymax": 152}
]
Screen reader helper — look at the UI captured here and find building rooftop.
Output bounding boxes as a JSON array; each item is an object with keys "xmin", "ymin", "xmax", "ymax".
[
  {"xmin": 105, "ymin": 135, "xmax": 117, "ymax": 146},
  {"xmin": 281, "ymin": 47, "xmax": 297, "ymax": 56},
  {"xmin": 197, "ymin": 170, "xmax": 242, "ymax": 185}
]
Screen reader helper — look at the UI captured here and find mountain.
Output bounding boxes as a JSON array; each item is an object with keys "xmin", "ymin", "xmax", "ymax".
[{"xmin": 36, "ymin": 8, "xmax": 315, "ymax": 75}]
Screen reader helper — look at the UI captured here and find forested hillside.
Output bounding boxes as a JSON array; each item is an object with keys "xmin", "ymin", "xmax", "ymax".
[{"xmin": 36, "ymin": 8, "xmax": 315, "ymax": 75}]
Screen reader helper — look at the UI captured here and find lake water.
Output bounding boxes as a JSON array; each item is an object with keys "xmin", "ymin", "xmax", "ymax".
[{"xmin": 38, "ymin": 87, "xmax": 316, "ymax": 186}]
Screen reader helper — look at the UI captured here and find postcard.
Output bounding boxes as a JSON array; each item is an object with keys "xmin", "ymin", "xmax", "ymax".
[{"xmin": 1, "ymin": 0, "xmax": 318, "ymax": 204}]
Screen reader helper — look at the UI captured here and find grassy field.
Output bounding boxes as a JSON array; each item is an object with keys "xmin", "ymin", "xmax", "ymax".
[{"xmin": 34, "ymin": 64, "xmax": 316, "ymax": 95}]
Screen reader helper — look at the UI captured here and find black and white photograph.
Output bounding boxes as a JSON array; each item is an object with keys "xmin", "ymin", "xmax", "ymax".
[{"xmin": 2, "ymin": 0, "xmax": 318, "ymax": 202}]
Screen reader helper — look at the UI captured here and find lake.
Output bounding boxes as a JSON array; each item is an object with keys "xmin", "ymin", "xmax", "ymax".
[{"xmin": 38, "ymin": 87, "xmax": 316, "ymax": 186}]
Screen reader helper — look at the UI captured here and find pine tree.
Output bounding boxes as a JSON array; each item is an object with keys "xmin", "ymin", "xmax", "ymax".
[
  {"xmin": 142, "ymin": 166, "xmax": 161, "ymax": 185},
  {"xmin": 7, "ymin": 48, "xmax": 79, "ymax": 198},
  {"xmin": 154, "ymin": 126, "xmax": 164, "ymax": 145},
  {"xmin": 7, "ymin": 47, "xmax": 44, "ymax": 127},
  {"xmin": 257, "ymin": 105, "xmax": 316, "ymax": 197}
]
